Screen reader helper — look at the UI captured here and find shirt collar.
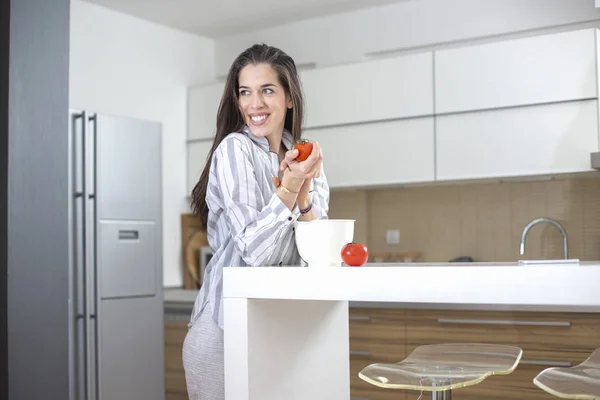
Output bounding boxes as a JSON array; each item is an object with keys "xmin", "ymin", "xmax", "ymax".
[{"xmin": 242, "ymin": 125, "xmax": 294, "ymax": 154}]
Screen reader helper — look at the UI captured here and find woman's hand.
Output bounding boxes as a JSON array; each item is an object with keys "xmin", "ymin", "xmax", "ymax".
[
  {"xmin": 280, "ymin": 141, "xmax": 322, "ymax": 182},
  {"xmin": 284, "ymin": 142, "xmax": 323, "ymax": 210},
  {"xmin": 271, "ymin": 142, "xmax": 323, "ymax": 213}
]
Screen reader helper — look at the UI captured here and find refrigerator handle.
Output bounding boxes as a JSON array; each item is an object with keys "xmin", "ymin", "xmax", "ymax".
[
  {"xmin": 71, "ymin": 110, "xmax": 88, "ymax": 400},
  {"xmin": 85, "ymin": 112, "xmax": 99, "ymax": 400}
]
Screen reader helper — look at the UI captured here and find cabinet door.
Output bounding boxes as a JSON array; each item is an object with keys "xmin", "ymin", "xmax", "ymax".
[
  {"xmin": 188, "ymin": 82, "xmax": 225, "ymax": 140},
  {"xmin": 187, "ymin": 141, "xmax": 213, "ymax": 194},
  {"xmin": 435, "ymin": 29, "xmax": 598, "ymax": 114},
  {"xmin": 305, "ymin": 117, "xmax": 434, "ymax": 188},
  {"xmin": 301, "ymin": 52, "xmax": 434, "ymax": 128},
  {"xmin": 435, "ymin": 100, "xmax": 599, "ymax": 181}
]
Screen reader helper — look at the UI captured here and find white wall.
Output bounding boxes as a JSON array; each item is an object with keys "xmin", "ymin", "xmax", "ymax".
[
  {"xmin": 216, "ymin": 0, "xmax": 600, "ymax": 75},
  {"xmin": 70, "ymin": 0, "xmax": 215, "ymax": 287}
]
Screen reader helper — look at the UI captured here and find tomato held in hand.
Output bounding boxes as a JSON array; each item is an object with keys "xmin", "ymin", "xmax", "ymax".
[
  {"xmin": 294, "ymin": 140, "xmax": 313, "ymax": 162},
  {"xmin": 341, "ymin": 242, "xmax": 369, "ymax": 267}
]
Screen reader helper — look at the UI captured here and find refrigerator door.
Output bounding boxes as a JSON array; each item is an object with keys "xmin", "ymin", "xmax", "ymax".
[
  {"xmin": 93, "ymin": 113, "xmax": 164, "ymax": 400},
  {"xmin": 96, "ymin": 114, "xmax": 162, "ymax": 221},
  {"xmin": 98, "ymin": 297, "xmax": 165, "ymax": 400}
]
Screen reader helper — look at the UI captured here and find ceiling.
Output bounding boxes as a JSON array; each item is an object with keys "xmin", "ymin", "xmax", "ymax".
[{"xmin": 82, "ymin": 0, "xmax": 409, "ymax": 38}]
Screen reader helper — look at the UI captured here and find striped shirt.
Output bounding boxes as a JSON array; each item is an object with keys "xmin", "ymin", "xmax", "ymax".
[{"xmin": 189, "ymin": 125, "xmax": 330, "ymax": 330}]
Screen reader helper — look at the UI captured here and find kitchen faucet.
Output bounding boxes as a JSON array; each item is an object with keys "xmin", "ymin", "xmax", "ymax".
[{"xmin": 519, "ymin": 217, "xmax": 568, "ymax": 259}]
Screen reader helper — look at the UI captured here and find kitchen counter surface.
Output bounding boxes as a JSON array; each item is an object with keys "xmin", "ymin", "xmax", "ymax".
[
  {"xmin": 165, "ymin": 261, "xmax": 600, "ymax": 313},
  {"xmin": 223, "ymin": 261, "xmax": 600, "ymax": 312}
]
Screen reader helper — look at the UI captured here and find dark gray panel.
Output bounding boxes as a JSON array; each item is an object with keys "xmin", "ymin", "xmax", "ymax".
[
  {"xmin": 98, "ymin": 220, "xmax": 158, "ymax": 298},
  {"xmin": 96, "ymin": 114, "xmax": 162, "ymax": 221},
  {"xmin": 7, "ymin": 0, "xmax": 70, "ymax": 399},
  {"xmin": 0, "ymin": 0, "xmax": 8, "ymax": 397},
  {"xmin": 99, "ymin": 297, "xmax": 165, "ymax": 400}
]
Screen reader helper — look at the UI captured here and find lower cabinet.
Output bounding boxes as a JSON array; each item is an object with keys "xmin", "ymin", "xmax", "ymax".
[
  {"xmin": 164, "ymin": 317, "xmax": 189, "ymax": 400},
  {"xmin": 349, "ymin": 307, "xmax": 600, "ymax": 400}
]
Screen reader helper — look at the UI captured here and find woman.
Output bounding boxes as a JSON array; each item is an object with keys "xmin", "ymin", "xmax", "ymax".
[{"xmin": 182, "ymin": 43, "xmax": 330, "ymax": 399}]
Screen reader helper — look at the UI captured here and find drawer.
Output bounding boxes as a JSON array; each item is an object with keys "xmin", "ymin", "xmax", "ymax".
[
  {"xmin": 165, "ymin": 344, "xmax": 184, "ymax": 371},
  {"xmin": 350, "ymin": 308, "xmax": 406, "ymax": 340},
  {"xmin": 405, "ymin": 310, "xmax": 600, "ymax": 361},
  {"xmin": 165, "ymin": 370, "xmax": 187, "ymax": 393}
]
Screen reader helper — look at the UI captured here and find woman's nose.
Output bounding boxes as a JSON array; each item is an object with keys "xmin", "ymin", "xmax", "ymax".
[{"xmin": 251, "ymin": 93, "xmax": 265, "ymax": 108}]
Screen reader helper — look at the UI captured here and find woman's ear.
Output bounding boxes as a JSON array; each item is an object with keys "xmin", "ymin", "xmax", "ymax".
[{"xmin": 287, "ymin": 95, "xmax": 293, "ymax": 109}]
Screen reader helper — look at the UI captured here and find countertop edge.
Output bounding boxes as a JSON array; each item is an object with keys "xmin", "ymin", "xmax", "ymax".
[{"xmin": 163, "ymin": 289, "xmax": 600, "ymax": 313}]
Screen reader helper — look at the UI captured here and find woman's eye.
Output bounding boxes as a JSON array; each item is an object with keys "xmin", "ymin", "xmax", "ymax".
[
  {"xmin": 263, "ymin": 88, "xmax": 273, "ymax": 95},
  {"xmin": 239, "ymin": 90, "xmax": 250, "ymax": 96}
]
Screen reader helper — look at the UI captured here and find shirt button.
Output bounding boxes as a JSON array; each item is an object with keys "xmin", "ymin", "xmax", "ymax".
[
  {"xmin": 292, "ymin": 227, "xmax": 295, "ymax": 231},
  {"xmin": 287, "ymin": 216, "xmax": 292, "ymax": 221}
]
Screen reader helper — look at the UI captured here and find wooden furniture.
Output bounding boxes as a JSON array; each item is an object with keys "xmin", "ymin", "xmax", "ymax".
[
  {"xmin": 164, "ymin": 313, "xmax": 190, "ymax": 400},
  {"xmin": 162, "ymin": 304, "xmax": 600, "ymax": 399},
  {"xmin": 350, "ymin": 307, "xmax": 600, "ymax": 400},
  {"xmin": 180, "ymin": 213, "xmax": 208, "ymax": 290}
]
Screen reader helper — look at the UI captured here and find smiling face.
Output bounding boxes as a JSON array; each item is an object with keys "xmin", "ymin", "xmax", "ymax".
[{"xmin": 237, "ymin": 63, "xmax": 292, "ymax": 141}]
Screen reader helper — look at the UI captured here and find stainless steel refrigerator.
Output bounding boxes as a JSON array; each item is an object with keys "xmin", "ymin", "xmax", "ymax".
[{"xmin": 68, "ymin": 110, "xmax": 165, "ymax": 400}]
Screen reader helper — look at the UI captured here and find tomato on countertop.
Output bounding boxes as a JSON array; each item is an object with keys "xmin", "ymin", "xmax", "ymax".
[
  {"xmin": 294, "ymin": 140, "xmax": 313, "ymax": 162},
  {"xmin": 341, "ymin": 242, "xmax": 369, "ymax": 267}
]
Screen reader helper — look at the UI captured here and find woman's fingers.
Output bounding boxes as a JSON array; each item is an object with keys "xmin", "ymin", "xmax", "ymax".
[{"xmin": 280, "ymin": 149, "xmax": 299, "ymax": 172}]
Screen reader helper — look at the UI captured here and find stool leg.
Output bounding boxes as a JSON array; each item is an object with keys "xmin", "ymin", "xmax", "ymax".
[
  {"xmin": 430, "ymin": 389, "xmax": 452, "ymax": 400},
  {"xmin": 430, "ymin": 379, "xmax": 452, "ymax": 400}
]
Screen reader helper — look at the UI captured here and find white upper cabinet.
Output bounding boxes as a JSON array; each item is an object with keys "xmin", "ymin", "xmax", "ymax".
[
  {"xmin": 305, "ymin": 117, "xmax": 435, "ymax": 189},
  {"xmin": 301, "ymin": 52, "xmax": 434, "ymax": 128},
  {"xmin": 187, "ymin": 141, "xmax": 213, "ymax": 195},
  {"xmin": 435, "ymin": 100, "xmax": 600, "ymax": 181},
  {"xmin": 434, "ymin": 29, "xmax": 598, "ymax": 114},
  {"xmin": 188, "ymin": 82, "xmax": 225, "ymax": 140}
]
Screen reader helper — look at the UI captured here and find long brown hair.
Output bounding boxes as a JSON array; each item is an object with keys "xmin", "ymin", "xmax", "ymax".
[{"xmin": 190, "ymin": 43, "xmax": 305, "ymax": 229}]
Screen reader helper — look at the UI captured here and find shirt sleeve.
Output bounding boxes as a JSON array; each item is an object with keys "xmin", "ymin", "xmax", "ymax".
[
  {"xmin": 309, "ymin": 163, "xmax": 330, "ymax": 220},
  {"xmin": 213, "ymin": 136, "xmax": 300, "ymax": 266}
]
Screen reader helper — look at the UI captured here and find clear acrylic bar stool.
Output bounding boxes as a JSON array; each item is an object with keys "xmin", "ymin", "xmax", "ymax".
[
  {"xmin": 533, "ymin": 348, "xmax": 600, "ymax": 399},
  {"xmin": 359, "ymin": 343, "xmax": 523, "ymax": 400}
]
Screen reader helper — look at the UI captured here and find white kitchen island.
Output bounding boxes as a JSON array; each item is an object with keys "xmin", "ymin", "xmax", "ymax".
[{"xmin": 223, "ymin": 262, "xmax": 600, "ymax": 400}]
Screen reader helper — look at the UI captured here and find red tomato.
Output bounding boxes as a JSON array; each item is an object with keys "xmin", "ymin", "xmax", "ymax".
[
  {"xmin": 341, "ymin": 242, "xmax": 369, "ymax": 267},
  {"xmin": 294, "ymin": 140, "xmax": 313, "ymax": 162}
]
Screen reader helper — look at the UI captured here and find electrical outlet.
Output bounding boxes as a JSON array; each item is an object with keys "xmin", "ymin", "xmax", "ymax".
[{"xmin": 386, "ymin": 229, "xmax": 400, "ymax": 245}]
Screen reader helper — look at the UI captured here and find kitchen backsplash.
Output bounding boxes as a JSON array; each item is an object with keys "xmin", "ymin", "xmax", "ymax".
[{"xmin": 328, "ymin": 174, "xmax": 600, "ymax": 262}]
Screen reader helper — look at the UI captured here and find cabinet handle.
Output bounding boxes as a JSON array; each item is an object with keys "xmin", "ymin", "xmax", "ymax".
[
  {"xmin": 520, "ymin": 360, "xmax": 572, "ymax": 367},
  {"xmin": 437, "ymin": 318, "xmax": 571, "ymax": 327},
  {"xmin": 350, "ymin": 315, "xmax": 371, "ymax": 321},
  {"xmin": 350, "ymin": 350, "xmax": 372, "ymax": 357}
]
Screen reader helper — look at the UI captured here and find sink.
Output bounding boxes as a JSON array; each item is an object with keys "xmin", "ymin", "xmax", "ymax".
[{"xmin": 518, "ymin": 259, "xmax": 580, "ymax": 266}]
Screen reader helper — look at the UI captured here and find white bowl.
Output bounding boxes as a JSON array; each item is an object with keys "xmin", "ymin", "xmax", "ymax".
[{"xmin": 294, "ymin": 219, "xmax": 355, "ymax": 267}]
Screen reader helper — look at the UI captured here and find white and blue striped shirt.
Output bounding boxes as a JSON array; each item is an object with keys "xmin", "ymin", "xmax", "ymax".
[{"xmin": 189, "ymin": 125, "xmax": 330, "ymax": 329}]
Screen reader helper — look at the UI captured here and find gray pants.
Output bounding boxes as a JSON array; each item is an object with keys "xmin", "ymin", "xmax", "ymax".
[{"xmin": 182, "ymin": 307, "xmax": 224, "ymax": 400}]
